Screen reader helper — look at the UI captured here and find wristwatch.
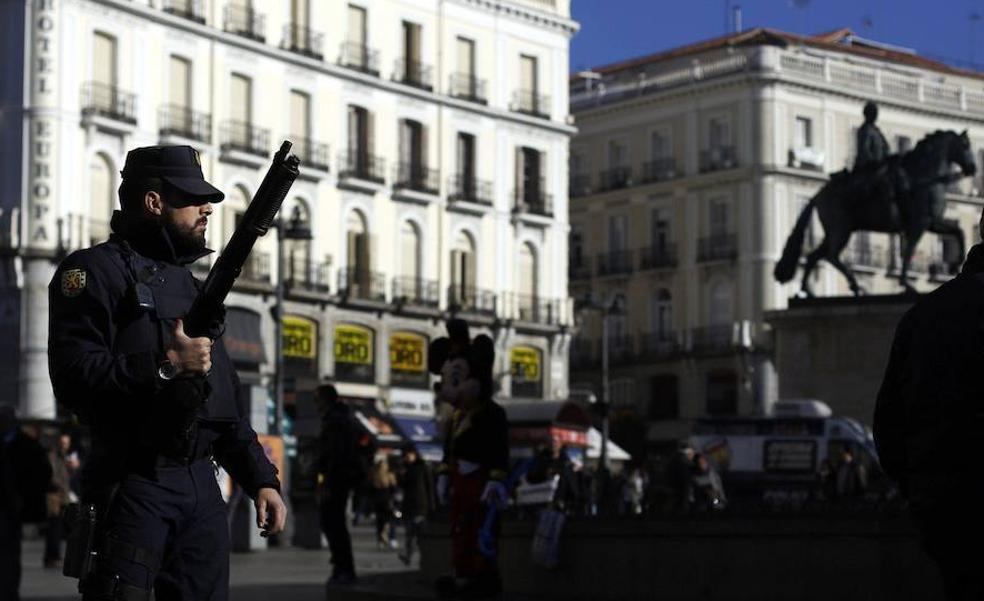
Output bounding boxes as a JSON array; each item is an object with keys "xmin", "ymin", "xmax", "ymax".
[{"xmin": 158, "ymin": 359, "xmax": 179, "ymax": 381}]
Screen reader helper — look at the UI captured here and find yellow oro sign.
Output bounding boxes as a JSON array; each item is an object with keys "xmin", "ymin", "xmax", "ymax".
[
  {"xmin": 335, "ymin": 324, "xmax": 374, "ymax": 365},
  {"xmin": 283, "ymin": 315, "xmax": 317, "ymax": 359},
  {"xmin": 390, "ymin": 332, "xmax": 427, "ymax": 372},
  {"xmin": 510, "ymin": 346, "xmax": 541, "ymax": 382}
]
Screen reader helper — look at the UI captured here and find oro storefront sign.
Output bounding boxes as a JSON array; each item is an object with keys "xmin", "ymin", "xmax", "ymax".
[
  {"xmin": 335, "ymin": 323, "xmax": 375, "ymax": 383},
  {"xmin": 283, "ymin": 315, "xmax": 317, "ymax": 359},
  {"xmin": 510, "ymin": 346, "xmax": 543, "ymax": 398},
  {"xmin": 390, "ymin": 331, "xmax": 428, "ymax": 388}
]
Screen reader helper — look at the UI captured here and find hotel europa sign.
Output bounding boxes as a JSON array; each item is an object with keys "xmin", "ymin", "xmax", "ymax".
[{"xmin": 28, "ymin": 0, "xmax": 59, "ymax": 252}]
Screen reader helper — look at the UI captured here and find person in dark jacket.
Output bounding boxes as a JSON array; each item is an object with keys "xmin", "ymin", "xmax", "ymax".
[
  {"xmin": 398, "ymin": 445, "xmax": 435, "ymax": 565},
  {"xmin": 0, "ymin": 405, "xmax": 53, "ymax": 601},
  {"xmin": 874, "ymin": 222, "xmax": 984, "ymax": 601},
  {"xmin": 47, "ymin": 145, "xmax": 285, "ymax": 601},
  {"xmin": 316, "ymin": 383, "xmax": 363, "ymax": 585}
]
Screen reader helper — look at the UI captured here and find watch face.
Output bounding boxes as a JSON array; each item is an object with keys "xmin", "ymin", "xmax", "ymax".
[{"xmin": 159, "ymin": 361, "xmax": 177, "ymax": 380}]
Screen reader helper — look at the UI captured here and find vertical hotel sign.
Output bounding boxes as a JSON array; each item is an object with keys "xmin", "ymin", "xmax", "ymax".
[{"xmin": 29, "ymin": 0, "xmax": 59, "ymax": 251}]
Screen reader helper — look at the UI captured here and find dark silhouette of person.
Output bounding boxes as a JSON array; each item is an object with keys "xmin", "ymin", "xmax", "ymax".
[{"xmin": 875, "ymin": 212, "xmax": 984, "ymax": 600}]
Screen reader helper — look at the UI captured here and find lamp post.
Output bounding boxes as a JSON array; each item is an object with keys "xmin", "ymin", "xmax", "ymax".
[{"xmin": 273, "ymin": 205, "xmax": 312, "ymax": 436}]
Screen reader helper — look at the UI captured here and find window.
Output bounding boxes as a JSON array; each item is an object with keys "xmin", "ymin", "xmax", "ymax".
[
  {"xmin": 169, "ymin": 56, "xmax": 191, "ymax": 109},
  {"xmin": 709, "ymin": 200, "xmax": 729, "ymax": 237},
  {"xmin": 346, "ymin": 105, "xmax": 372, "ymax": 173},
  {"xmin": 347, "ymin": 4, "xmax": 366, "ymax": 44},
  {"xmin": 520, "ymin": 54, "xmax": 538, "ymax": 94},
  {"xmin": 399, "ymin": 120, "xmax": 425, "ymax": 170},
  {"xmin": 291, "ymin": 0, "xmax": 309, "ymax": 28},
  {"xmin": 230, "ymin": 73, "xmax": 251, "ymax": 123},
  {"xmin": 608, "ymin": 140, "xmax": 627, "ymax": 168},
  {"xmin": 224, "ymin": 185, "xmax": 250, "ymax": 246},
  {"xmin": 708, "ymin": 279, "xmax": 733, "ymax": 326},
  {"xmin": 518, "ymin": 243, "xmax": 537, "ymax": 298},
  {"xmin": 284, "ymin": 201, "xmax": 311, "ymax": 280},
  {"xmin": 400, "ymin": 221, "xmax": 420, "ymax": 281},
  {"xmin": 649, "ymin": 375, "xmax": 679, "ymax": 420},
  {"xmin": 290, "ymin": 90, "xmax": 310, "ymax": 139},
  {"xmin": 706, "ymin": 370, "xmax": 738, "ymax": 416},
  {"xmin": 570, "ymin": 230, "xmax": 584, "ymax": 265},
  {"xmin": 457, "ymin": 36, "xmax": 475, "ymax": 79},
  {"xmin": 89, "ymin": 155, "xmax": 113, "ymax": 245},
  {"xmin": 451, "ymin": 231, "xmax": 476, "ymax": 293},
  {"xmin": 709, "ymin": 116, "xmax": 730, "ymax": 148},
  {"xmin": 651, "ymin": 128, "xmax": 670, "ymax": 159},
  {"xmin": 651, "ymin": 207, "xmax": 670, "ymax": 252},
  {"xmin": 517, "ymin": 146, "xmax": 543, "ymax": 202},
  {"xmin": 795, "ymin": 116, "xmax": 812, "ymax": 148},
  {"xmin": 93, "ymin": 32, "xmax": 117, "ymax": 87},
  {"xmin": 650, "ymin": 289, "xmax": 672, "ymax": 336},
  {"xmin": 346, "ymin": 211, "xmax": 370, "ymax": 279},
  {"xmin": 402, "ymin": 21, "xmax": 422, "ymax": 76},
  {"xmin": 456, "ymin": 133, "xmax": 476, "ymax": 181},
  {"xmin": 608, "ymin": 214, "xmax": 628, "ymax": 253}
]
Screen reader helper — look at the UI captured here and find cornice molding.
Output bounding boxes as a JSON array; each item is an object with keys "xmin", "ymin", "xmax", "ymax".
[{"xmin": 449, "ymin": 0, "xmax": 579, "ymax": 36}]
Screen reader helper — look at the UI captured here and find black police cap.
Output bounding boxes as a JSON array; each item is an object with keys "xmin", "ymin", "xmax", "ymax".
[{"xmin": 121, "ymin": 145, "xmax": 225, "ymax": 206}]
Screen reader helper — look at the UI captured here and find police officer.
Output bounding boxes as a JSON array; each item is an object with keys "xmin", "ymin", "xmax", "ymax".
[{"xmin": 48, "ymin": 145, "xmax": 287, "ymax": 601}]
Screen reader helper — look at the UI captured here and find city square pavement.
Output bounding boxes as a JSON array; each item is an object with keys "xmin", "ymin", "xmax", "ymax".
[{"xmin": 20, "ymin": 524, "xmax": 438, "ymax": 601}]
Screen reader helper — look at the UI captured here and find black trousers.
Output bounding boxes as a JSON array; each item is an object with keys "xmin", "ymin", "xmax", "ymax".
[
  {"xmin": 45, "ymin": 513, "xmax": 64, "ymax": 562},
  {"xmin": 0, "ymin": 510, "xmax": 22, "ymax": 601},
  {"xmin": 403, "ymin": 512, "xmax": 424, "ymax": 562},
  {"xmin": 320, "ymin": 486, "xmax": 354, "ymax": 576}
]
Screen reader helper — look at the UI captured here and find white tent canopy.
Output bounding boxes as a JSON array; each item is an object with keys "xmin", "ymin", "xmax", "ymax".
[{"xmin": 586, "ymin": 428, "xmax": 631, "ymax": 461}]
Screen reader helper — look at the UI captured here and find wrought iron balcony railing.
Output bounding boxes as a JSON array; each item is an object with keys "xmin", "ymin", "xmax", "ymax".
[
  {"xmin": 282, "ymin": 24, "xmax": 324, "ymax": 60},
  {"xmin": 569, "ymin": 174, "xmax": 592, "ymax": 198},
  {"xmin": 81, "ymin": 82, "xmax": 137, "ymax": 124},
  {"xmin": 287, "ymin": 260, "xmax": 331, "ymax": 293},
  {"xmin": 223, "ymin": 4, "xmax": 265, "ymax": 41},
  {"xmin": 568, "ymin": 256, "xmax": 592, "ymax": 280},
  {"xmin": 394, "ymin": 163, "xmax": 439, "ymax": 194},
  {"xmin": 697, "ymin": 234, "xmax": 737, "ymax": 262},
  {"xmin": 699, "ymin": 145, "xmax": 738, "ymax": 172},
  {"xmin": 338, "ymin": 268, "xmax": 387, "ymax": 302},
  {"xmin": 392, "ymin": 276, "xmax": 440, "ymax": 307},
  {"xmin": 241, "ymin": 251, "xmax": 271, "ymax": 284},
  {"xmin": 394, "ymin": 58, "xmax": 433, "ymax": 91},
  {"xmin": 641, "ymin": 158, "xmax": 679, "ymax": 182},
  {"xmin": 510, "ymin": 89, "xmax": 551, "ymax": 118},
  {"xmin": 513, "ymin": 185, "xmax": 553, "ymax": 217},
  {"xmin": 447, "ymin": 284, "xmax": 497, "ymax": 315},
  {"xmin": 339, "ymin": 42, "xmax": 379, "ymax": 76},
  {"xmin": 639, "ymin": 331, "xmax": 681, "ymax": 358},
  {"xmin": 338, "ymin": 150, "xmax": 385, "ymax": 183},
  {"xmin": 597, "ymin": 250, "xmax": 634, "ymax": 276},
  {"xmin": 508, "ymin": 294, "xmax": 563, "ymax": 326},
  {"xmin": 162, "ymin": 0, "xmax": 205, "ymax": 23},
  {"xmin": 220, "ymin": 120, "xmax": 270, "ymax": 157},
  {"xmin": 449, "ymin": 73, "xmax": 488, "ymax": 104},
  {"xmin": 448, "ymin": 175, "xmax": 493, "ymax": 205},
  {"xmin": 639, "ymin": 244, "xmax": 678, "ymax": 270},
  {"xmin": 598, "ymin": 166, "xmax": 633, "ymax": 191},
  {"xmin": 158, "ymin": 104, "xmax": 211, "ymax": 143},
  {"xmin": 292, "ymin": 137, "xmax": 330, "ymax": 172}
]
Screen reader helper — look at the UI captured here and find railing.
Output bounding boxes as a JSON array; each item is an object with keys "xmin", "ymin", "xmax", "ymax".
[
  {"xmin": 162, "ymin": 0, "xmax": 204, "ymax": 23},
  {"xmin": 394, "ymin": 163, "xmax": 439, "ymax": 194},
  {"xmin": 692, "ymin": 325, "xmax": 733, "ymax": 353},
  {"xmin": 394, "ymin": 58, "xmax": 433, "ymax": 91},
  {"xmin": 223, "ymin": 4, "xmax": 264, "ymax": 41},
  {"xmin": 698, "ymin": 234, "xmax": 737, "ymax": 262},
  {"xmin": 287, "ymin": 260, "xmax": 331, "ymax": 293},
  {"xmin": 81, "ymin": 82, "xmax": 137, "ymax": 124},
  {"xmin": 337, "ymin": 268, "xmax": 387, "ymax": 301},
  {"xmin": 449, "ymin": 73, "xmax": 487, "ymax": 104},
  {"xmin": 568, "ymin": 256, "xmax": 592, "ymax": 280},
  {"xmin": 241, "ymin": 252, "xmax": 271, "ymax": 284},
  {"xmin": 639, "ymin": 331, "xmax": 681, "ymax": 358},
  {"xmin": 282, "ymin": 24, "xmax": 324, "ymax": 60},
  {"xmin": 597, "ymin": 250, "xmax": 634, "ymax": 276},
  {"xmin": 639, "ymin": 244, "xmax": 678, "ymax": 270},
  {"xmin": 513, "ymin": 186, "xmax": 553, "ymax": 217},
  {"xmin": 448, "ymin": 175, "xmax": 493, "ymax": 205},
  {"xmin": 339, "ymin": 41, "xmax": 379, "ymax": 76},
  {"xmin": 220, "ymin": 120, "xmax": 270, "ymax": 157},
  {"xmin": 392, "ymin": 276, "xmax": 440, "ymax": 307},
  {"xmin": 510, "ymin": 89, "xmax": 551, "ymax": 118},
  {"xmin": 158, "ymin": 104, "xmax": 211, "ymax": 143},
  {"xmin": 447, "ymin": 284, "xmax": 497, "ymax": 315},
  {"xmin": 570, "ymin": 174, "xmax": 592, "ymax": 197},
  {"xmin": 641, "ymin": 158, "xmax": 678, "ymax": 182},
  {"xmin": 598, "ymin": 166, "xmax": 633, "ymax": 191},
  {"xmin": 699, "ymin": 146, "xmax": 737, "ymax": 172},
  {"xmin": 292, "ymin": 137, "xmax": 330, "ymax": 172},
  {"xmin": 338, "ymin": 150, "xmax": 386, "ymax": 183},
  {"xmin": 508, "ymin": 294, "xmax": 564, "ymax": 326}
]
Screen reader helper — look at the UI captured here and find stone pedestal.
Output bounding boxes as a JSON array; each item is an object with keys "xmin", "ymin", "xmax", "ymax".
[{"xmin": 764, "ymin": 295, "xmax": 915, "ymax": 426}]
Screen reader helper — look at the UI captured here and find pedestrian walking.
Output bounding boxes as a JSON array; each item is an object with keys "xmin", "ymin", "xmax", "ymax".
[
  {"xmin": 397, "ymin": 445, "xmax": 435, "ymax": 565},
  {"xmin": 667, "ymin": 443, "xmax": 696, "ymax": 515},
  {"xmin": 371, "ymin": 456, "xmax": 399, "ymax": 550},
  {"xmin": 43, "ymin": 432, "xmax": 76, "ymax": 569},
  {"xmin": 691, "ymin": 454, "xmax": 726, "ymax": 512}
]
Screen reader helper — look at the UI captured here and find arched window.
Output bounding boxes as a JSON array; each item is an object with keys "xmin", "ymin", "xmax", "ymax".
[
  {"xmin": 400, "ymin": 221, "xmax": 421, "ymax": 280},
  {"xmin": 344, "ymin": 210, "xmax": 374, "ymax": 298},
  {"xmin": 89, "ymin": 154, "xmax": 114, "ymax": 245},
  {"xmin": 650, "ymin": 289, "xmax": 672, "ymax": 338},
  {"xmin": 450, "ymin": 230, "xmax": 476, "ymax": 295}
]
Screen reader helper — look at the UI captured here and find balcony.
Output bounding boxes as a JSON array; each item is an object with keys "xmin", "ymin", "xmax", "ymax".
[
  {"xmin": 162, "ymin": 0, "xmax": 205, "ymax": 24},
  {"xmin": 338, "ymin": 268, "xmax": 387, "ymax": 302},
  {"xmin": 570, "ymin": 174, "xmax": 592, "ymax": 198},
  {"xmin": 699, "ymin": 146, "xmax": 737, "ymax": 172},
  {"xmin": 240, "ymin": 252, "xmax": 271, "ymax": 285},
  {"xmin": 513, "ymin": 186, "xmax": 553, "ymax": 218},
  {"xmin": 220, "ymin": 120, "xmax": 270, "ymax": 157},
  {"xmin": 392, "ymin": 276, "xmax": 440, "ymax": 308},
  {"xmin": 509, "ymin": 294, "xmax": 564, "ymax": 326},
  {"xmin": 449, "ymin": 73, "xmax": 488, "ymax": 104},
  {"xmin": 692, "ymin": 325, "xmax": 733, "ymax": 353},
  {"xmin": 81, "ymin": 82, "xmax": 137, "ymax": 125},
  {"xmin": 597, "ymin": 250, "xmax": 634, "ymax": 277},
  {"xmin": 639, "ymin": 244, "xmax": 678, "ymax": 270},
  {"xmin": 448, "ymin": 175, "xmax": 493, "ymax": 206},
  {"xmin": 697, "ymin": 234, "xmax": 737, "ymax": 263},
  {"xmin": 223, "ymin": 4, "xmax": 265, "ymax": 42},
  {"xmin": 598, "ymin": 167, "xmax": 633, "ymax": 192},
  {"xmin": 282, "ymin": 24, "xmax": 324, "ymax": 60},
  {"xmin": 158, "ymin": 104, "xmax": 211, "ymax": 144},
  {"xmin": 339, "ymin": 41, "xmax": 379, "ymax": 76},
  {"xmin": 568, "ymin": 256, "xmax": 592, "ymax": 280},
  {"xmin": 286, "ymin": 260, "xmax": 331, "ymax": 294},
  {"xmin": 394, "ymin": 163, "xmax": 439, "ymax": 195},
  {"xmin": 510, "ymin": 90, "xmax": 551, "ymax": 119},
  {"xmin": 394, "ymin": 59, "xmax": 433, "ymax": 91},
  {"xmin": 641, "ymin": 158, "xmax": 678, "ymax": 183},
  {"xmin": 292, "ymin": 137, "xmax": 330, "ymax": 172},
  {"xmin": 639, "ymin": 331, "xmax": 681, "ymax": 358},
  {"xmin": 447, "ymin": 284, "xmax": 497, "ymax": 316},
  {"xmin": 338, "ymin": 150, "xmax": 386, "ymax": 184}
]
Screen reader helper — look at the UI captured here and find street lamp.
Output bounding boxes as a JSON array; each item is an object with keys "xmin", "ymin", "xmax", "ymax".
[{"xmin": 273, "ymin": 205, "xmax": 312, "ymax": 436}]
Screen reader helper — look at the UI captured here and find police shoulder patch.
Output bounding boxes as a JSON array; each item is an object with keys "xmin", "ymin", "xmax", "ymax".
[{"xmin": 60, "ymin": 268, "xmax": 87, "ymax": 298}]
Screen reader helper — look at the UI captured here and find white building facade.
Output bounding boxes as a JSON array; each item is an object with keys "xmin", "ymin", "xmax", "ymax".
[{"xmin": 0, "ymin": 0, "xmax": 578, "ymax": 422}]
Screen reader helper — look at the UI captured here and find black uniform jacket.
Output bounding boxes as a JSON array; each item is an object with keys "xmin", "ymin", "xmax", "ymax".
[
  {"xmin": 441, "ymin": 400, "xmax": 509, "ymax": 482},
  {"xmin": 48, "ymin": 211, "xmax": 279, "ymax": 498},
  {"xmin": 874, "ymin": 243, "xmax": 984, "ymax": 497}
]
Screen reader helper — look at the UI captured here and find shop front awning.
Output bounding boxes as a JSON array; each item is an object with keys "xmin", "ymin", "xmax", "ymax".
[
  {"xmin": 347, "ymin": 398, "xmax": 405, "ymax": 448},
  {"xmin": 223, "ymin": 307, "xmax": 266, "ymax": 366},
  {"xmin": 503, "ymin": 400, "xmax": 592, "ymax": 449},
  {"xmin": 393, "ymin": 415, "xmax": 443, "ymax": 462}
]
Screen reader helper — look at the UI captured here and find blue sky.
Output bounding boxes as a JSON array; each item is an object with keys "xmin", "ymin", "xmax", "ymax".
[{"xmin": 570, "ymin": 0, "xmax": 984, "ymax": 72}]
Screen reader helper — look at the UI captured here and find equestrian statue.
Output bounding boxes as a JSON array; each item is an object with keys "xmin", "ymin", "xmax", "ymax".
[{"xmin": 775, "ymin": 102, "xmax": 977, "ymax": 296}]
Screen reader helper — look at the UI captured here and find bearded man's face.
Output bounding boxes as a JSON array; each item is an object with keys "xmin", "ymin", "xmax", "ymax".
[{"xmin": 162, "ymin": 197, "xmax": 211, "ymax": 255}]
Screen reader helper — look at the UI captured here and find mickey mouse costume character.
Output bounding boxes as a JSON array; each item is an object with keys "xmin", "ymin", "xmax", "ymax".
[{"xmin": 429, "ymin": 319, "xmax": 509, "ymax": 598}]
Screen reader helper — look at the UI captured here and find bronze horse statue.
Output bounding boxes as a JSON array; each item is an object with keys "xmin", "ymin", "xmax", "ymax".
[{"xmin": 775, "ymin": 130, "xmax": 977, "ymax": 296}]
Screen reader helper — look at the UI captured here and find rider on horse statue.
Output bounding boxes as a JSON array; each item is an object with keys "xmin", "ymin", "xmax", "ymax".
[{"xmin": 853, "ymin": 101, "xmax": 910, "ymax": 202}]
